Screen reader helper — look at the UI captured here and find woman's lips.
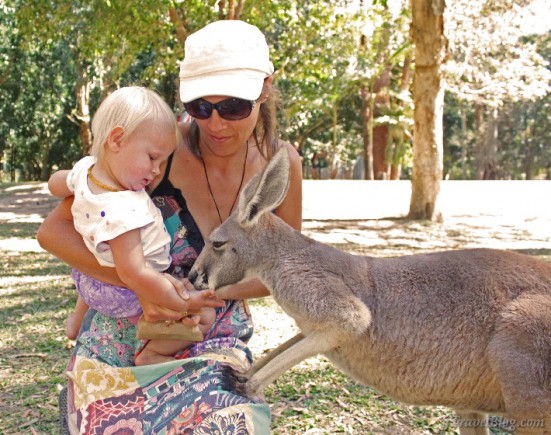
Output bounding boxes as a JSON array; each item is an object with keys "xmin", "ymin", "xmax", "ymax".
[{"xmin": 208, "ymin": 133, "xmax": 230, "ymax": 143}]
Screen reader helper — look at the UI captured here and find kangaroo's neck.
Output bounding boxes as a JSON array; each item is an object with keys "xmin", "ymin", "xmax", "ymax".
[
  {"xmin": 256, "ymin": 215, "xmax": 310, "ymax": 254},
  {"xmin": 251, "ymin": 215, "xmax": 368, "ymax": 296}
]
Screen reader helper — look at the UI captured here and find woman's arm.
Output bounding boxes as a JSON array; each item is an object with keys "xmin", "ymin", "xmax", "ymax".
[
  {"xmin": 37, "ymin": 197, "xmax": 124, "ymax": 286},
  {"xmin": 214, "ymin": 278, "xmax": 270, "ymax": 301},
  {"xmin": 275, "ymin": 142, "xmax": 303, "ymax": 231},
  {"xmin": 36, "ymin": 199, "xmax": 197, "ymax": 320}
]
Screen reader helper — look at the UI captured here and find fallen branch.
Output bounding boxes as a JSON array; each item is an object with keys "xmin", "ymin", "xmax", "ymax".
[
  {"xmin": 19, "ymin": 418, "xmax": 39, "ymax": 429},
  {"xmin": 9, "ymin": 353, "xmax": 48, "ymax": 359}
]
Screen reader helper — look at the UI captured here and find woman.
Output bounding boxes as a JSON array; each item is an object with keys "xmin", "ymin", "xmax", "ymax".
[{"xmin": 38, "ymin": 20, "xmax": 303, "ymax": 433}]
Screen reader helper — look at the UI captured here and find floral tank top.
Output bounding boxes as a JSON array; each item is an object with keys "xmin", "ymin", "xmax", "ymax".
[{"xmin": 150, "ymin": 153, "xmax": 205, "ymax": 279}]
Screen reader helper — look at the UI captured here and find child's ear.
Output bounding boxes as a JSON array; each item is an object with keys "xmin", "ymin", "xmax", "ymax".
[{"xmin": 107, "ymin": 126, "xmax": 125, "ymax": 151}]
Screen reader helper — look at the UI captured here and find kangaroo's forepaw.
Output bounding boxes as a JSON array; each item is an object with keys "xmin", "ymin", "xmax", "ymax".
[
  {"xmin": 220, "ymin": 366, "xmax": 248, "ymax": 394},
  {"xmin": 244, "ymin": 377, "xmax": 265, "ymax": 401},
  {"xmin": 233, "ymin": 373, "xmax": 250, "ymax": 396}
]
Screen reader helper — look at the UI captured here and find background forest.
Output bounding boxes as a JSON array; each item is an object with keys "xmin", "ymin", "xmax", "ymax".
[{"xmin": 1, "ymin": 0, "xmax": 550, "ymax": 183}]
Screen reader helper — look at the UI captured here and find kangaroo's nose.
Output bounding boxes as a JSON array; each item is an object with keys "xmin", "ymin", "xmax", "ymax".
[{"xmin": 188, "ymin": 269, "xmax": 198, "ymax": 285}]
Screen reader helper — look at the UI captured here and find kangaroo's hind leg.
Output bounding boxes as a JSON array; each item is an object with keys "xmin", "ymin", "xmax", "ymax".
[
  {"xmin": 455, "ymin": 412, "xmax": 489, "ymax": 435},
  {"xmin": 488, "ymin": 294, "xmax": 551, "ymax": 434}
]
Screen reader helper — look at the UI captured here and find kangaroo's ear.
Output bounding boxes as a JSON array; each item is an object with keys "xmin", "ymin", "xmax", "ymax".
[{"xmin": 237, "ymin": 146, "xmax": 291, "ymax": 226}]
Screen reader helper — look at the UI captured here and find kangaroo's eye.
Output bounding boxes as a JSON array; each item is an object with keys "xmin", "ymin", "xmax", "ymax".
[{"xmin": 212, "ymin": 241, "xmax": 226, "ymax": 249}]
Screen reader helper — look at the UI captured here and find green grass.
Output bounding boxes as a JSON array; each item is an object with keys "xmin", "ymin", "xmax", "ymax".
[
  {"xmin": 0, "ymin": 222, "xmax": 41, "ymax": 239},
  {"xmin": 265, "ymin": 360, "xmax": 458, "ymax": 434},
  {"xmin": 0, "ymin": 182, "xmax": 544, "ymax": 434},
  {"xmin": 0, "ymin": 250, "xmax": 73, "ymax": 434}
]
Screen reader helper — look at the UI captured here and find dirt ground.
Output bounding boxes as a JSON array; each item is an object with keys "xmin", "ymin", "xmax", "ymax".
[
  {"xmin": 2, "ymin": 180, "xmax": 551, "ymax": 355},
  {"xmin": 2, "ymin": 180, "xmax": 551, "ymax": 433},
  {"xmin": 3, "ymin": 180, "xmax": 550, "ymax": 254}
]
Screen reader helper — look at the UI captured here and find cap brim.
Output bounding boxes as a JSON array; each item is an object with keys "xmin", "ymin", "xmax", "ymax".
[{"xmin": 180, "ymin": 70, "xmax": 266, "ymax": 103}]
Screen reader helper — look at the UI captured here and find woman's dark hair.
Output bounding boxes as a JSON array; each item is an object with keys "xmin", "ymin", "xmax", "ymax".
[{"xmin": 187, "ymin": 79, "xmax": 281, "ymax": 160}]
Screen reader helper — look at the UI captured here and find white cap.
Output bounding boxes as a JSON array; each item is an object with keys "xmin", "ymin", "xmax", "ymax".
[{"xmin": 179, "ymin": 20, "xmax": 274, "ymax": 103}]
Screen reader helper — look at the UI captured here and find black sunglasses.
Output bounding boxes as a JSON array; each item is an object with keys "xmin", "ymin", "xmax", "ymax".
[{"xmin": 184, "ymin": 98, "xmax": 256, "ymax": 121}]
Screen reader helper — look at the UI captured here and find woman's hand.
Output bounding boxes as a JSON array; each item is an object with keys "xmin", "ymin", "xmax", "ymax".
[
  {"xmin": 138, "ymin": 275, "xmax": 224, "ymax": 323},
  {"xmin": 138, "ymin": 295, "xmax": 198, "ymax": 324}
]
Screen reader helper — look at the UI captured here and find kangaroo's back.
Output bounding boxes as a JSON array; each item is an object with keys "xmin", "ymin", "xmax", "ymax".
[{"xmin": 327, "ymin": 248, "xmax": 551, "ymax": 410}]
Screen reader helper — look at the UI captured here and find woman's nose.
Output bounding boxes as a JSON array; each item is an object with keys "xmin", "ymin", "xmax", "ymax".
[{"xmin": 206, "ymin": 109, "xmax": 227, "ymax": 130}]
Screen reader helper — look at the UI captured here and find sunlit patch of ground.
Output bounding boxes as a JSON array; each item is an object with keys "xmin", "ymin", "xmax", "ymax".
[
  {"xmin": 2, "ymin": 181, "xmax": 548, "ymax": 434},
  {"xmin": 0, "ymin": 182, "xmax": 58, "ymax": 223}
]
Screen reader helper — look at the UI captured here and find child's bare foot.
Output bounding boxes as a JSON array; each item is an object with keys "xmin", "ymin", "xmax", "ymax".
[
  {"xmin": 135, "ymin": 348, "xmax": 178, "ymax": 366},
  {"xmin": 66, "ymin": 313, "xmax": 81, "ymax": 340}
]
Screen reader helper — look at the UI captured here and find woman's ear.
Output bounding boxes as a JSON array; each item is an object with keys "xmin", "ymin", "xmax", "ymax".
[
  {"xmin": 258, "ymin": 76, "xmax": 273, "ymax": 102},
  {"xmin": 107, "ymin": 126, "xmax": 125, "ymax": 151}
]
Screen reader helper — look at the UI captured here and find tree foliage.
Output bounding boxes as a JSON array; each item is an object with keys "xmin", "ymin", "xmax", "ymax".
[{"xmin": 0, "ymin": 0, "xmax": 549, "ymax": 183}]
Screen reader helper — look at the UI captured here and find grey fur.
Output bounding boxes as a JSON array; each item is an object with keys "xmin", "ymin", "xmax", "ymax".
[{"xmin": 189, "ymin": 147, "xmax": 551, "ymax": 435}]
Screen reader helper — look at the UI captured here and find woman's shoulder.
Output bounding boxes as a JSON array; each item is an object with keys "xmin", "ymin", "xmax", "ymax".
[
  {"xmin": 276, "ymin": 141, "xmax": 302, "ymax": 172},
  {"xmin": 279, "ymin": 140, "xmax": 300, "ymax": 158}
]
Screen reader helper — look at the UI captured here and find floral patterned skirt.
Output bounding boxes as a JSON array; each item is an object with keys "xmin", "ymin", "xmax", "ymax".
[{"xmin": 64, "ymin": 301, "xmax": 270, "ymax": 434}]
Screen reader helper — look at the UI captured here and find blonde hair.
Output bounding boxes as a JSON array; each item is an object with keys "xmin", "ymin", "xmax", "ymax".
[{"xmin": 91, "ymin": 86, "xmax": 179, "ymax": 158}]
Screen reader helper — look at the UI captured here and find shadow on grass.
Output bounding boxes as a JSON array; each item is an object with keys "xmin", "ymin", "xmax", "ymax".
[
  {"xmin": 0, "ymin": 278, "xmax": 75, "ymax": 331},
  {"xmin": 512, "ymin": 248, "xmax": 551, "ymax": 260},
  {"xmin": 0, "ymin": 221, "xmax": 41, "ymax": 239},
  {"xmin": 4, "ymin": 251, "xmax": 71, "ymax": 277},
  {"xmin": 0, "ymin": 267, "xmax": 73, "ymax": 433},
  {"xmin": 0, "ymin": 182, "xmax": 58, "ymax": 221}
]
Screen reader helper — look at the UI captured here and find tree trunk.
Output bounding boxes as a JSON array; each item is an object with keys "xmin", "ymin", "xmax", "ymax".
[
  {"xmin": 390, "ymin": 56, "xmax": 413, "ymax": 180},
  {"xmin": 408, "ymin": 0, "xmax": 447, "ymax": 220},
  {"xmin": 474, "ymin": 105, "xmax": 500, "ymax": 180},
  {"xmin": 361, "ymin": 84, "xmax": 374, "ymax": 180},
  {"xmin": 216, "ymin": 0, "xmax": 245, "ymax": 20},
  {"xmin": 168, "ymin": 6, "xmax": 188, "ymax": 48},
  {"xmin": 474, "ymin": 103, "xmax": 485, "ymax": 179},
  {"xmin": 75, "ymin": 67, "xmax": 92, "ymax": 156},
  {"xmin": 40, "ymin": 134, "xmax": 51, "ymax": 181},
  {"xmin": 483, "ymin": 107, "xmax": 499, "ymax": 180},
  {"xmin": 373, "ymin": 67, "xmax": 391, "ymax": 179},
  {"xmin": 9, "ymin": 143, "xmax": 16, "ymax": 182},
  {"xmin": 330, "ymin": 104, "xmax": 338, "ymax": 179},
  {"xmin": 460, "ymin": 104, "xmax": 468, "ymax": 179},
  {"xmin": 373, "ymin": 124, "xmax": 389, "ymax": 179}
]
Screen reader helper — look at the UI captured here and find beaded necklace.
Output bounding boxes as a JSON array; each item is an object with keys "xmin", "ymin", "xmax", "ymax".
[{"xmin": 87, "ymin": 165, "xmax": 121, "ymax": 192}]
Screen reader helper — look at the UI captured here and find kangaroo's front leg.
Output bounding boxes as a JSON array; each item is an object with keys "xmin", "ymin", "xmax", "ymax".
[
  {"xmin": 250, "ymin": 332, "xmax": 305, "ymax": 377},
  {"xmin": 247, "ymin": 330, "xmax": 341, "ymax": 397}
]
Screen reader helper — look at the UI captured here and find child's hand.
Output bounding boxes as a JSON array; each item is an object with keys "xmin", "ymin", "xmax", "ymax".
[
  {"xmin": 185, "ymin": 288, "xmax": 225, "ymax": 315},
  {"xmin": 138, "ymin": 276, "xmax": 220, "ymax": 323},
  {"xmin": 138, "ymin": 296, "xmax": 184, "ymax": 323},
  {"xmin": 138, "ymin": 296, "xmax": 202, "ymax": 326},
  {"xmin": 163, "ymin": 274, "xmax": 192, "ymax": 301},
  {"xmin": 179, "ymin": 313, "xmax": 201, "ymax": 326}
]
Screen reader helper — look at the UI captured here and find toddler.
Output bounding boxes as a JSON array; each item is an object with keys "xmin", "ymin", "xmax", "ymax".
[{"xmin": 48, "ymin": 86, "xmax": 216, "ymax": 365}]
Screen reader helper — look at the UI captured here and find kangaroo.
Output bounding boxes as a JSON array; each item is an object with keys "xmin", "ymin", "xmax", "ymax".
[{"xmin": 189, "ymin": 147, "xmax": 551, "ymax": 435}]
